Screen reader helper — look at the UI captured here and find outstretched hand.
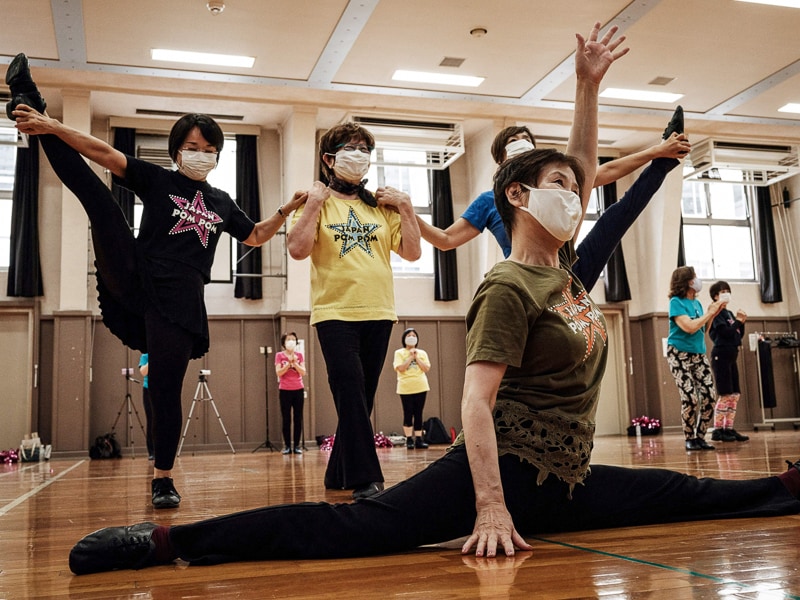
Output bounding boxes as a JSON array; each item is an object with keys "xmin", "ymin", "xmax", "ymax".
[
  {"xmin": 575, "ymin": 22, "xmax": 629, "ymax": 85},
  {"xmin": 462, "ymin": 502, "xmax": 533, "ymax": 558}
]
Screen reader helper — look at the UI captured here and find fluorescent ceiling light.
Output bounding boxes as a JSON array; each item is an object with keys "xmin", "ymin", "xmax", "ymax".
[
  {"xmin": 778, "ymin": 103, "xmax": 800, "ymax": 113},
  {"xmin": 736, "ymin": 0, "xmax": 800, "ymax": 8},
  {"xmin": 151, "ymin": 49, "xmax": 255, "ymax": 68},
  {"xmin": 600, "ymin": 88, "xmax": 683, "ymax": 103},
  {"xmin": 392, "ymin": 70, "xmax": 484, "ymax": 88}
]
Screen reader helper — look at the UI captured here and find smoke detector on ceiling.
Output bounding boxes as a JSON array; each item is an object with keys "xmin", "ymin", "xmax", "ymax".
[{"xmin": 207, "ymin": 1, "xmax": 225, "ymax": 15}]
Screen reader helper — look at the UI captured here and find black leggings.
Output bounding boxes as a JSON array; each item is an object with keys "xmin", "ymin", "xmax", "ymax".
[
  {"xmin": 279, "ymin": 388, "xmax": 304, "ymax": 447},
  {"xmin": 38, "ymin": 134, "xmax": 195, "ymax": 471},
  {"xmin": 400, "ymin": 392, "xmax": 426, "ymax": 431},
  {"xmin": 169, "ymin": 444, "xmax": 800, "ymax": 563}
]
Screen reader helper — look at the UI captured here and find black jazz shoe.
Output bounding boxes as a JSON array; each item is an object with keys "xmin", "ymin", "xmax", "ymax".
[
  {"xmin": 696, "ymin": 438, "xmax": 716, "ymax": 450},
  {"xmin": 662, "ymin": 105, "xmax": 684, "ymax": 140},
  {"xmin": 5, "ymin": 53, "xmax": 47, "ymax": 120},
  {"xmin": 685, "ymin": 438, "xmax": 701, "ymax": 451},
  {"xmin": 352, "ymin": 482, "xmax": 384, "ymax": 500},
  {"xmin": 729, "ymin": 428, "xmax": 750, "ymax": 442},
  {"xmin": 151, "ymin": 477, "xmax": 181, "ymax": 508},
  {"xmin": 69, "ymin": 522, "xmax": 161, "ymax": 575}
]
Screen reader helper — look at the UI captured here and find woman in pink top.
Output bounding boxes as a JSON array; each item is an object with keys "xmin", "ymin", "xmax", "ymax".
[{"xmin": 275, "ymin": 332, "xmax": 306, "ymax": 454}]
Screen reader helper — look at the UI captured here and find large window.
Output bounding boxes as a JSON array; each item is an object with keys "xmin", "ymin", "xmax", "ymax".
[
  {"xmin": 367, "ymin": 148, "xmax": 434, "ymax": 275},
  {"xmin": 0, "ymin": 125, "xmax": 18, "ymax": 268},
  {"xmin": 574, "ymin": 188, "xmax": 601, "ymax": 251},
  {"xmin": 680, "ymin": 169, "xmax": 755, "ymax": 280}
]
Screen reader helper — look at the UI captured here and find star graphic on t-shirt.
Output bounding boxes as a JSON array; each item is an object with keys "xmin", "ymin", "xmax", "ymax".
[
  {"xmin": 325, "ymin": 207, "xmax": 381, "ymax": 257},
  {"xmin": 168, "ymin": 190, "xmax": 223, "ymax": 248},
  {"xmin": 549, "ymin": 278, "xmax": 607, "ymax": 359}
]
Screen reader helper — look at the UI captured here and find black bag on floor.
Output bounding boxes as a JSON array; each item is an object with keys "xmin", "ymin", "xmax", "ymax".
[
  {"xmin": 423, "ymin": 417, "xmax": 451, "ymax": 445},
  {"xmin": 89, "ymin": 433, "xmax": 122, "ymax": 459}
]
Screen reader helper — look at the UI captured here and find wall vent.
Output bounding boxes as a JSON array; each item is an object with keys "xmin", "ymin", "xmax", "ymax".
[
  {"xmin": 685, "ymin": 138, "xmax": 800, "ymax": 186},
  {"xmin": 347, "ymin": 114, "xmax": 464, "ymax": 169}
]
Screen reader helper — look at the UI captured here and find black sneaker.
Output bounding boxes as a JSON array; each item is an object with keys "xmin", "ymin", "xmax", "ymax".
[
  {"xmin": 729, "ymin": 428, "xmax": 750, "ymax": 442},
  {"xmin": 292, "ymin": 446, "xmax": 303, "ymax": 454},
  {"xmin": 711, "ymin": 429, "xmax": 722, "ymax": 441},
  {"xmin": 5, "ymin": 53, "xmax": 47, "ymax": 120},
  {"xmin": 281, "ymin": 446, "xmax": 292, "ymax": 455},
  {"xmin": 662, "ymin": 105, "xmax": 684, "ymax": 140},
  {"xmin": 151, "ymin": 477, "xmax": 181, "ymax": 509},
  {"xmin": 69, "ymin": 522, "xmax": 160, "ymax": 575}
]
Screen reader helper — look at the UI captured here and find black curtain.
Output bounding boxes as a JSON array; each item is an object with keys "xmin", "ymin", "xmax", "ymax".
[
  {"xmin": 599, "ymin": 162, "xmax": 631, "ymax": 302},
  {"xmin": 234, "ymin": 134, "xmax": 263, "ymax": 299},
  {"xmin": 754, "ymin": 185, "xmax": 782, "ymax": 303},
  {"xmin": 431, "ymin": 168, "xmax": 457, "ymax": 301},
  {"xmin": 6, "ymin": 136, "xmax": 43, "ymax": 297},
  {"xmin": 111, "ymin": 127, "xmax": 135, "ymax": 225}
]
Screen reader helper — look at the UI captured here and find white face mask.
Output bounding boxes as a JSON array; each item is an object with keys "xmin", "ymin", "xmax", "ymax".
[
  {"xmin": 690, "ymin": 278, "xmax": 703, "ymax": 293},
  {"xmin": 405, "ymin": 336, "xmax": 418, "ymax": 347},
  {"xmin": 284, "ymin": 340, "xmax": 297, "ymax": 351},
  {"xmin": 505, "ymin": 139, "xmax": 534, "ymax": 160},
  {"xmin": 179, "ymin": 150, "xmax": 218, "ymax": 181},
  {"xmin": 519, "ymin": 185, "xmax": 582, "ymax": 242},
  {"xmin": 331, "ymin": 150, "xmax": 371, "ymax": 182},
  {"xmin": 718, "ymin": 292, "xmax": 731, "ymax": 303}
]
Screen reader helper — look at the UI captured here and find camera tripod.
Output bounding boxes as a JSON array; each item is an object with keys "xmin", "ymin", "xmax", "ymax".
[
  {"xmin": 177, "ymin": 372, "xmax": 236, "ymax": 456},
  {"xmin": 110, "ymin": 373, "xmax": 147, "ymax": 456}
]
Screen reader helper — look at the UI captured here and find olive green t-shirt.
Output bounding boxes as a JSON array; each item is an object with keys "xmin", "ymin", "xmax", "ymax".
[{"xmin": 460, "ymin": 248, "xmax": 608, "ymax": 491}]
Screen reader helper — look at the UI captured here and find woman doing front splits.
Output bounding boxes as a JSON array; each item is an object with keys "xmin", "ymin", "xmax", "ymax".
[{"xmin": 65, "ymin": 23, "xmax": 800, "ymax": 577}]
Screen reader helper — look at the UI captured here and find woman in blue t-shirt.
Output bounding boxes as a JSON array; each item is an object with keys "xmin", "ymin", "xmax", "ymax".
[{"xmin": 666, "ymin": 266, "xmax": 727, "ymax": 451}]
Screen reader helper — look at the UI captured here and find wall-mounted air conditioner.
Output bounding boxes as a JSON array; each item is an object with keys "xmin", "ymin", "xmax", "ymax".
[
  {"xmin": 346, "ymin": 114, "xmax": 464, "ymax": 169},
  {"xmin": 684, "ymin": 138, "xmax": 800, "ymax": 186}
]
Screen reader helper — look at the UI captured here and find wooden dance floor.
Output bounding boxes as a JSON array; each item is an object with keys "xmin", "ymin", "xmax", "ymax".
[{"xmin": 3, "ymin": 430, "xmax": 800, "ymax": 599}]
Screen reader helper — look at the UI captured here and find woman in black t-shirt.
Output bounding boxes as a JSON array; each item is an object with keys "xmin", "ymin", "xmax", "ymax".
[{"xmin": 8, "ymin": 54, "xmax": 306, "ymax": 509}]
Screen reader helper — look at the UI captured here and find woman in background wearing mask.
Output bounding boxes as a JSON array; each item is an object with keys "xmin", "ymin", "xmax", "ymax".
[
  {"xmin": 276, "ymin": 332, "xmax": 306, "ymax": 454},
  {"xmin": 393, "ymin": 327, "xmax": 431, "ymax": 449},
  {"xmin": 708, "ymin": 281, "xmax": 749, "ymax": 443},
  {"xmin": 288, "ymin": 122, "xmax": 421, "ymax": 499},
  {"xmin": 9, "ymin": 54, "xmax": 306, "ymax": 508},
  {"xmin": 666, "ymin": 267, "xmax": 727, "ymax": 451}
]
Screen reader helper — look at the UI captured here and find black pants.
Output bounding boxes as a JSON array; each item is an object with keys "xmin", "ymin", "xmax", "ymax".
[
  {"xmin": 38, "ymin": 134, "xmax": 193, "ymax": 472},
  {"xmin": 279, "ymin": 388, "xmax": 304, "ymax": 448},
  {"xmin": 711, "ymin": 347, "xmax": 741, "ymax": 395},
  {"xmin": 169, "ymin": 444, "xmax": 800, "ymax": 563},
  {"xmin": 315, "ymin": 319, "xmax": 392, "ymax": 489},
  {"xmin": 400, "ymin": 392, "xmax": 427, "ymax": 431}
]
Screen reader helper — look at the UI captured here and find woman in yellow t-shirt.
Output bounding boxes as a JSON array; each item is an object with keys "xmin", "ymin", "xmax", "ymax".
[{"xmin": 393, "ymin": 328, "xmax": 431, "ymax": 449}]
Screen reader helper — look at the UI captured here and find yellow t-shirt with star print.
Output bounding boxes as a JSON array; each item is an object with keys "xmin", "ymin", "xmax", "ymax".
[{"xmin": 291, "ymin": 195, "xmax": 402, "ymax": 325}]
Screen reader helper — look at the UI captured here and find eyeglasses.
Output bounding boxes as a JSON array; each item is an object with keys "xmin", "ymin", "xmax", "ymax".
[{"xmin": 338, "ymin": 144, "xmax": 373, "ymax": 155}]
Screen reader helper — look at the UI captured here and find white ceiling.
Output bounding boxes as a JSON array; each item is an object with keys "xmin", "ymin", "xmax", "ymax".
[{"xmin": 3, "ymin": 0, "xmax": 800, "ymax": 152}]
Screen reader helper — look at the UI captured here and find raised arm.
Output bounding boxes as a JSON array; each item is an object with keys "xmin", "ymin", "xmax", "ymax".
[
  {"xmin": 13, "ymin": 104, "xmax": 128, "ymax": 178},
  {"xmin": 593, "ymin": 133, "xmax": 690, "ymax": 187},
  {"xmin": 461, "ymin": 360, "xmax": 533, "ymax": 558},
  {"xmin": 417, "ymin": 215, "xmax": 481, "ymax": 251},
  {"xmin": 567, "ymin": 23, "xmax": 629, "ymax": 210}
]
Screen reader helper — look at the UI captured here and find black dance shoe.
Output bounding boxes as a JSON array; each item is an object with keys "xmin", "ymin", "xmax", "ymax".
[
  {"xmin": 282, "ymin": 446, "xmax": 292, "ymax": 455},
  {"xmin": 685, "ymin": 438, "xmax": 701, "ymax": 451},
  {"xmin": 785, "ymin": 459, "xmax": 800, "ymax": 473},
  {"xmin": 415, "ymin": 436, "xmax": 429, "ymax": 449},
  {"xmin": 662, "ymin": 105, "xmax": 684, "ymax": 140},
  {"xmin": 292, "ymin": 446, "xmax": 303, "ymax": 454},
  {"xmin": 696, "ymin": 438, "xmax": 716, "ymax": 450},
  {"xmin": 5, "ymin": 53, "xmax": 47, "ymax": 120},
  {"xmin": 151, "ymin": 477, "xmax": 181, "ymax": 509},
  {"xmin": 728, "ymin": 428, "xmax": 750, "ymax": 442},
  {"xmin": 352, "ymin": 481, "xmax": 384, "ymax": 500},
  {"xmin": 406, "ymin": 436, "xmax": 415, "ymax": 449},
  {"xmin": 69, "ymin": 522, "xmax": 161, "ymax": 575}
]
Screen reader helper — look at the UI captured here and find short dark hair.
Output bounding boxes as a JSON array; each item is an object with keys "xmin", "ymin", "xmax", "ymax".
[
  {"xmin": 318, "ymin": 122, "xmax": 375, "ymax": 182},
  {"xmin": 669, "ymin": 266, "xmax": 696, "ymax": 298},
  {"xmin": 492, "ymin": 148, "xmax": 585, "ymax": 242},
  {"xmin": 490, "ymin": 126, "xmax": 537, "ymax": 165},
  {"xmin": 401, "ymin": 327, "xmax": 418, "ymax": 346},
  {"xmin": 280, "ymin": 331, "xmax": 298, "ymax": 348},
  {"xmin": 168, "ymin": 114, "xmax": 225, "ymax": 163},
  {"xmin": 709, "ymin": 280, "xmax": 731, "ymax": 300}
]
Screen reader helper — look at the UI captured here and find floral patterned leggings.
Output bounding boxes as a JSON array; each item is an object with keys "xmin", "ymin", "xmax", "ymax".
[{"xmin": 667, "ymin": 346, "xmax": 717, "ymax": 440}]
